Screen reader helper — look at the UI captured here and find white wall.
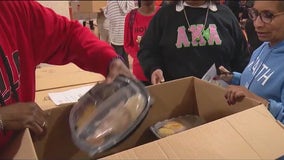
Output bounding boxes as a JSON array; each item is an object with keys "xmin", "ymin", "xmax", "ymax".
[{"xmin": 37, "ymin": 1, "xmax": 70, "ymax": 19}]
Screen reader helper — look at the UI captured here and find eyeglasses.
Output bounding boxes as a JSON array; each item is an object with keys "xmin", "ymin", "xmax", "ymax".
[{"xmin": 248, "ymin": 8, "xmax": 284, "ymax": 24}]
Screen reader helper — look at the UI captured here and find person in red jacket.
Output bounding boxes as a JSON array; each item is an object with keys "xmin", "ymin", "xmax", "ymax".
[
  {"xmin": 124, "ymin": 0, "xmax": 160, "ymax": 85},
  {"xmin": 0, "ymin": 1, "xmax": 134, "ymax": 149}
]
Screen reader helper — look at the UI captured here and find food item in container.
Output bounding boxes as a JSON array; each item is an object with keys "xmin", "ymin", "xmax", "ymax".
[
  {"xmin": 157, "ymin": 127, "xmax": 175, "ymax": 138},
  {"xmin": 124, "ymin": 93, "xmax": 146, "ymax": 121},
  {"xmin": 151, "ymin": 115, "xmax": 206, "ymax": 138},
  {"xmin": 83, "ymin": 93, "xmax": 145, "ymax": 145},
  {"xmin": 69, "ymin": 75, "xmax": 151, "ymax": 157},
  {"xmin": 76, "ymin": 104, "xmax": 96, "ymax": 134},
  {"xmin": 163, "ymin": 121, "xmax": 186, "ymax": 132},
  {"xmin": 84, "ymin": 101, "xmax": 131, "ymax": 145},
  {"xmin": 157, "ymin": 121, "xmax": 186, "ymax": 138},
  {"xmin": 86, "ymin": 133, "xmax": 105, "ymax": 146}
]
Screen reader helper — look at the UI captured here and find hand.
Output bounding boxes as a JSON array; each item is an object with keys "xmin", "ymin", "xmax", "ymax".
[
  {"xmin": 225, "ymin": 85, "xmax": 247, "ymax": 105},
  {"xmin": 136, "ymin": 36, "xmax": 142, "ymax": 44},
  {"xmin": 214, "ymin": 66, "xmax": 233, "ymax": 83},
  {"xmin": 99, "ymin": 7, "xmax": 105, "ymax": 13},
  {"xmin": 0, "ymin": 102, "xmax": 49, "ymax": 136},
  {"xmin": 136, "ymin": 36, "xmax": 142, "ymax": 48},
  {"xmin": 106, "ymin": 58, "xmax": 135, "ymax": 83},
  {"xmin": 151, "ymin": 69, "xmax": 165, "ymax": 85},
  {"xmin": 225, "ymin": 85, "xmax": 269, "ymax": 106}
]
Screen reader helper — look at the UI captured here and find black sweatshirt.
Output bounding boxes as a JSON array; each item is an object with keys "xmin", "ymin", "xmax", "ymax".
[{"xmin": 138, "ymin": 3, "xmax": 250, "ymax": 81}]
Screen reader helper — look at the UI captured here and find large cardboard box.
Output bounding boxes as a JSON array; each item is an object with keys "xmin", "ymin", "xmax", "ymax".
[
  {"xmin": 36, "ymin": 63, "xmax": 104, "ymax": 91},
  {"xmin": 35, "ymin": 83, "xmax": 96, "ymax": 111},
  {"xmin": 2, "ymin": 77, "xmax": 284, "ymax": 159},
  {"xmin": 38, "ymin": 1, "xmax": 70, "ymax": 19},
  {"xmin": 76, "ymin": 1, "xmax": 106, "ymax": 13},
  {"xmin": 105, "ymin": 105, "xmax": 284, "ymax": 159}
]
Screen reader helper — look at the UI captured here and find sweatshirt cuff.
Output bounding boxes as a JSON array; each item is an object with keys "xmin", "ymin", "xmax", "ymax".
[
  {"xmin": 231, "ymin": 72, "xmax": 241, "ymax": 85},
  {"xmin": 267, "ymin": 99, "xmax": 284, "ymax": 124}
]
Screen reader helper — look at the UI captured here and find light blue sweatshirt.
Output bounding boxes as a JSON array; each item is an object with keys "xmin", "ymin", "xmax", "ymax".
[{"xmin": 231, "ymin": 41, "xmax": 284, "ymax": 124}]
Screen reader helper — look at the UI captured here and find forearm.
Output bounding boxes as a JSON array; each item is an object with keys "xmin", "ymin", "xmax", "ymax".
[{"xmin": 27, "ymin": 1, "xmax": 117, "ymax": 76}]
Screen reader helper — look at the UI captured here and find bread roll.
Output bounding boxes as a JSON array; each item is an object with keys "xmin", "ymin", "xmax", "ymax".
[
  {"xmin": 163, "ymin": 121, "xmax": 186, "ymax": 132},
  {"xmin": 157, "ymin": 128, "xmax": 175, "ymax": 138},
  {"xmin": 157, "ymin": 121, "xmax": 186, "ymax": 138}
]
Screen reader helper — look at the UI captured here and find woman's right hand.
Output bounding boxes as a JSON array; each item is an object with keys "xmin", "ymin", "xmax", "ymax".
[
  {"xmin": 151, "ymin": 69, "xmax": 165, "ymax": 85},
  {"xmin": 215, "ymin": 66, "xmax": 233, "ymax": 83},
  {"xmin": 0, "ymin": 102, "xmax": 49, "ymax": 136}
]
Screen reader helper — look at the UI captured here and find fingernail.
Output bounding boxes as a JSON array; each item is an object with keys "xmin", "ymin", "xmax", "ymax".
[{"xmin": 227, "ymin": 100, "xmax": 231, "ymax": 105}]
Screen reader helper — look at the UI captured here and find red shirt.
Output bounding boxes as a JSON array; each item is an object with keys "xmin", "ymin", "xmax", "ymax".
[
  {"xmin": 155, "ymin": 1, "xmax": 163, "ymax": 6},
  {"xmin": 0, "ymin": 1, "xmax": 117, "ymax": 148},
  {"xmin": 124, "ymin": 7, "xmax": 160, "ymax": 81}
]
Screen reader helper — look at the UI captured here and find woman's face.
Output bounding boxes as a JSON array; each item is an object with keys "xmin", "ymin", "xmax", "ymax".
[
  {"xmin": 253, "ymin": 1, "xmax": 284, "ymax": 46},
  {"xmin": 141, "ymin": 0, "xmax": 154, "ymax": 6},
  {"xmin": 184, "ymin": 0, "xmax": 206, "ymax": 6}
]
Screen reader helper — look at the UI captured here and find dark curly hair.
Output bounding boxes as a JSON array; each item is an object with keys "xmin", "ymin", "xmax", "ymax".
[{"xmin": 171, "ymin": 0, "xmax": 218, "ymax": 5}]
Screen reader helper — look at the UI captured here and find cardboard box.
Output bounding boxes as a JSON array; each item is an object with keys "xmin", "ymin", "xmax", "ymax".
[
  {"xmin": 38, "ymin": 1, "xmax": 70, "ymax": 19},
  {"xmin": 76, "ymin": 1, "xmax": 106, "ymax": 13},
  {"xmin": 2, "ymin": 77, "xmax": 284, "ymax": 159},
  {"xmin": 36, "ymin": 63, "xmax": 104, "ymax": 91},
  {"xmin": 105, "ymin": 105, "xmax": 284, "ymax": 159},
  {"xmin": 0, "ymin": 129, "xmax": 37, "ymax": 159},
  {"xmin": 35, "ymin": 83, "xmax": 96, "ymax": 111}
]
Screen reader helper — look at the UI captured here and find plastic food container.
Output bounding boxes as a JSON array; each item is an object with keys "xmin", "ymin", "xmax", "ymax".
[
  {"xmin": 150, "ymin": 115, "xmax": 206, "ymax": 138},
  {"xmin": 69, "ymin": 76, "xmax": 151, "ymax": 157}
]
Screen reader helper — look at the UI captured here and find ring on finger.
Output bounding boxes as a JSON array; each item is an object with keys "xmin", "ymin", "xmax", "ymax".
[{"xmin": 41, "ymin": 121, "xmax": 46, "ymax": 128}]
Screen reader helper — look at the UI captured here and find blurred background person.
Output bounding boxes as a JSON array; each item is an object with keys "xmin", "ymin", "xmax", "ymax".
[
  {"xmin": 124, "ymin": 0, "xmax": 160, "ymax": 86},
  {"xmin": 104, "ymin": 0, "xmax": 136, "ymax": 67},
  {"xmin": 225, "ymin": 0, "xmax": 241, "ymax": 21},
  {"xmin": 97, "ymin": 7, "xmax": 110, "ymax": 43},
  {"xmin": 138, "ymin": 0, "xmax": 250, "ymax": 85}
]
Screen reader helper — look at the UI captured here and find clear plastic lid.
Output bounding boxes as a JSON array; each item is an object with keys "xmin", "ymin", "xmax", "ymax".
[{"xmin": 69, "ymin": 76, "xmax": 151, "ymax": 157}]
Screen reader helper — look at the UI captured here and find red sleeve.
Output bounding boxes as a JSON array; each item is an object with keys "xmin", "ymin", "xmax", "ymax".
[
  {"xmin": 26, "ymin": 1, "xmax": 117, "ymax": 77},
  {"xmin": 124, "ymin": 12, "xmax": 136, "ymax": 58}
]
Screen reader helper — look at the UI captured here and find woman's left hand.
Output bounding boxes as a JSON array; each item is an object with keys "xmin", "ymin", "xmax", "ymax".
[
  {"xmin": 225, "ymin": 85, "xmax": 269, "ymax": 106},
  {"xmin": 225, "ymin": 85, "xmax": 247, "ymax": 105}
]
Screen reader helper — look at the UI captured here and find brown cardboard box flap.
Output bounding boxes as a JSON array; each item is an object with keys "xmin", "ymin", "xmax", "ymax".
[
  {"xmin": 0, "ymin": 129, "xmax": 38, "ymax": 159},
  {"xmin": 225, "ymin": 105, "xmax": 284, "ymax": 159},
  {"xmin": 194, "ymin": 78, "xmax": 260, "ymax": 121},
  {"xmin": 105, "ymin": 105, "xmax": 284, "ymax": 159}
]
